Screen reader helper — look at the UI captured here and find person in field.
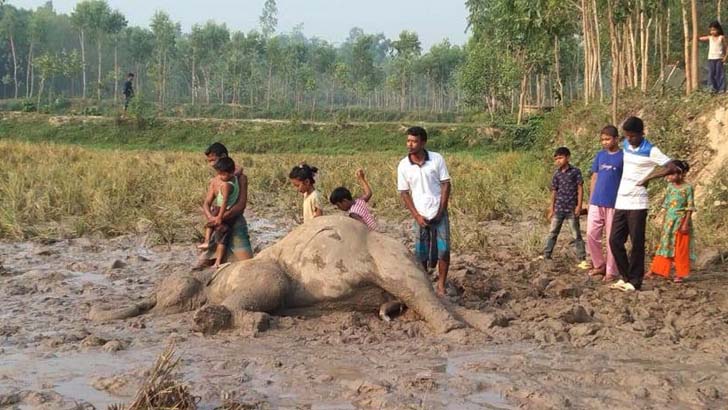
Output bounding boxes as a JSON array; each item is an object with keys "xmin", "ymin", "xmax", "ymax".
[
  {"xmin": 543, "ymin": 147, "xmax": 588, "ymax": 267},
  {"xmin": 699, "ymin": 21, "xmax": 727, "ymax": 93},
  {"xmin": 329, "ymin": 168, "xmax": 377, "ymax": 231},
  {"xmin": 199, "ymin": 157, "xmax": 238, "ymax": 268},
  {"xmin": 194, "ymin": 143, "xmax": 253, "ymax": 270},
  {"xmin": 647, "ymin": 160, "xmax": 696, "ymax": 283},
  {"xmin": 609, "ymin": 117, "xmax": 679, "ymax": 292},
  {"xmin": 586, "ymin": 125, "xmax": 623, "ymax": 281},
  {"xmin": 397, "ymin": 126, "xmax": 452, "ymax": 297},
  {"xmin": 289, "ymin": 163, "xmax": 323, "ymax": 223}
]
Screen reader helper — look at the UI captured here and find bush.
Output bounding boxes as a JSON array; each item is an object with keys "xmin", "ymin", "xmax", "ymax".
[{"xmin": 21, "ymin": 100, "xmax": 37, "ymax": 113}]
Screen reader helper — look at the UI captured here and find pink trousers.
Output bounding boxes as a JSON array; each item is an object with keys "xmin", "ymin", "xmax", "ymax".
[{"xmin": 586, "ymin": 205, "xmax": 617, "ymax": 276}]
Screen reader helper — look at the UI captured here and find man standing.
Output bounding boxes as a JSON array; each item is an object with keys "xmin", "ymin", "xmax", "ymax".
[
  {"xmin": 397, "ymin": 126, "xmax": 452, "ymax": 296},
  {"xmin": 609, "ymin": 117, "xmax": 677, "ymax": 292},
  {"xmin": 123, "ymin": 73, "xmax": 134, "ymax": 111}
]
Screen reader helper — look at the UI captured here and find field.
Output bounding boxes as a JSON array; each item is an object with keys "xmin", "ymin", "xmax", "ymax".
[{"xmin": 1, "ymin": 107, "xmax": 727, "ymax": 409}]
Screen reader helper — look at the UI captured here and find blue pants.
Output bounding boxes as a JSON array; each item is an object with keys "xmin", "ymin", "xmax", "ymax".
[
  {"xmin": 544, "ymin": 213, "xmax": 586, "ymax": 260},
  {"xmin": 708, "ymin": 59, "xmax": 725, "ymax": 93},
  {"xmin": 414, "ymin": 212, "xmax": 450, "ymax": 265}
]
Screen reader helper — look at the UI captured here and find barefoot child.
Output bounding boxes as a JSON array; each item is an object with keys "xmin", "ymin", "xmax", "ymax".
[
  {"xmin": 289, "ymin": 163, "xmax": 322, "ymax": 223},
  {"xmin": 543, "ymin": 147, "xmax": 588, "ymax": 267},
  {"xmin": 586, "ymin": 125, "xmax": 623, "ymax": 281},
  {"xmin": 699, "ymin": 21, "xmax": 727, "ymax": 93},
  {"xmin": 199, "ymin": 157, "xmax": 239, "ymax": 267},
  {"xmin": 329, "ymin": 168, "xmax": 377, "ymax": 230},
  {"xmin": 648, "ymin": 161, "xmax": 695, "ymax": 283}
]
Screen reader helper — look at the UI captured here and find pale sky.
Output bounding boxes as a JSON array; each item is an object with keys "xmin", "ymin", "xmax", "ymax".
[{"xmin": 9, "ymin": 0, "xmax": 470, "ymax": 50}]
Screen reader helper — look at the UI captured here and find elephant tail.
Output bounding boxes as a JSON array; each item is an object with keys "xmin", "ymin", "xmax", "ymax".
[{"xmin": 88, "ymin": 295, "xmax": 157, "ymax": 322}]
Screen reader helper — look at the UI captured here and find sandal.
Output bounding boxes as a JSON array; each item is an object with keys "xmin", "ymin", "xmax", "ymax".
[
  {"xmin": 673, "ymin": 277, "xmax": 684, "ymax": 283},
  {"xmin": 602, "ymin": 274, "xmax": 618, "ymax": 282}
]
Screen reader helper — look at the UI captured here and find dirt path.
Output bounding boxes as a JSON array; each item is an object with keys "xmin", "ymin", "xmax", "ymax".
[{"xmin": 1, "ymin": 216, "xmax": 727, "ymax": 409}]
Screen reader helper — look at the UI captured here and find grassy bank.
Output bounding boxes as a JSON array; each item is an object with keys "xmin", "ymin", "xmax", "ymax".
[{"xmin": 0, "ymin": 112, "xmax": 535, "ymax": 155}]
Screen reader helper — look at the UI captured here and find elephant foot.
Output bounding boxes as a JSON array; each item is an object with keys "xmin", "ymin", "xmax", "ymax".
[
  {"xmin": 192, "ymin": 304, "xmax": 272, "ymax": 336},
  {"xmin": 193, "ymin": 304, "xmax": 232, "ymax": 335}
]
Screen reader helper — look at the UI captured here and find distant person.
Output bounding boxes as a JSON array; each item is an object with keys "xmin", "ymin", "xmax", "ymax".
[
  {"xmin": 329, "ymin": 168, "xmax": 377, "ymax": 231},
  {"xmin": 123, "ymin": 73, "xmax": 135, "ymax": 111},
  {"xmin": 199, "ymin": 157, "xmax": 239, "ymax": 268},
  {"xmin": 397, "ymin": 126, "xmax": 452, "ymax": 297},
  {"xmin": 289, "ymin": 163, "xmax": 323, "ymax": 223},
  {"xmin": 647, "ymin": 160, "xmax": 695, "ymax": 283},
  {"xmin": 699, "ymin": 21, "xmax": 727, "ymax": 93},
  {"xmin": 194, "ymin": 143, "xmax": 253, "ymax": 270},
  {"xmin": 609, "ymin": 117, "xmax": 679, "ymax": 292},
  {"xmin": 586, "ymin": 125, "xmax": 623, "ymax": 281},
  {"xmin": 542, "ymin": 147, "xmax": 588, "ymax": 267}
]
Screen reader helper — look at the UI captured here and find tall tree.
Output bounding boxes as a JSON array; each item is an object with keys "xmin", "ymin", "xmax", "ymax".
[
  {"xmin": 107, "ymin": 10, "xmax": 127, "ymax": 103},
  {"xmin": 150, "ymin": 11, "xmax": 178, "ymax": 108},
  {"xmin": 391, "ymin": 30, "xmax": 421, "ymax": 112},
  {"xmin": 0, "ymin": 5, "xmax": 22, "ymax": 98}
]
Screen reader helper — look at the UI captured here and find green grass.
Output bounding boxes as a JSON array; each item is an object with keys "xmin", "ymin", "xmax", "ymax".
[{"xmin": 0, "ymin": 112, "xmax": 532, "ymax": 155}]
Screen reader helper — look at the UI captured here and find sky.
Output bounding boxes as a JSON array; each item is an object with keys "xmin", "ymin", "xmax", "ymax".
[{"xmin": 9, "ymin": 0, "xmax": 471, "ymax": 50}]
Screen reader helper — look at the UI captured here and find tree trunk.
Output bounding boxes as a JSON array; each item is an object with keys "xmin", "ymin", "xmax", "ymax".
[
  {"xmin": 114, "ymin": 43, "xmax": 119, "ymax": 103},
  {"xmin": 681, "ymin": 0, "xmax": 692, "ymax": 94},
  {"xmin": 592, "ymin": 0, "xmax": 604, "ymax": 101},
  {"xmin": 690, "ymin": 0, "xmax": 699, "ymax": 91},
  {"xmin": 266, "ymin": 64, "xmax": 272, "ymax": 110},
  {"xmin": 554, "ymin": 36, "xmax": 564, "ymax": 105},
  {"xmin": 97, "ymin": 38, "xmax": 102, "ymax": 100},
  {"xmin": 517, "ymin": 70, "xmax": 529, "ymax": 125},
  {"xmin": 37, "ymin": 77, "xmax": 45, "ymax": 107},
  {"xmin": 191, "ymin": 50, "xmax": 196, "ymax": 104},
  {"xmin": 26, "ymin": 42, "xmax": 33, "ymax": 98},
  {"xmin": 80, "ymin": 31, "xmax": 87, "ymax": 99},
  {"xmin": 580, "ymin": 0, "xmax": 591, "ymax": 104},
  {"xmin": 607, "ymin": 0, "xmax": 619, "ymax": 124},
  {"xmin": 9, "ymin": 35, "xmax": 18, "ymax": 99}
]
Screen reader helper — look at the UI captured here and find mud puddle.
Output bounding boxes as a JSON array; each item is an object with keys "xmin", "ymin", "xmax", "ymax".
[{"xmin": 1, "ymin": 216, "xmax": 727, "ymax": 409}]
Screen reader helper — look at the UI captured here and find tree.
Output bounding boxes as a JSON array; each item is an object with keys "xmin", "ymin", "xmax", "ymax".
[
  {"xmin": 26, "ymin": 2, "xmax": 53, "ymax": 98},
  {"xmin": 0, "ymin": 5, "xmax": 22, "ymax": 98},
  {"xmin": 107, "ymin": 10, "xmax": 127, "ymax": 102},
  {"xmin": 259, "ymin": 0, "xmax": 277, "ymax": 39},
  {"xmin": 391, "ymin": 30, "xmax": 421, "ymax": 112},
  {"xmin": 150, "ymin": 11, "xmax": 178, "ymax": 108}
]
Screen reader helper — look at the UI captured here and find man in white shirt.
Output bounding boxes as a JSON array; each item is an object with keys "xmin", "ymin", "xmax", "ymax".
[
  {"xmin": 609, "ymin": 117, "xmax": 678, "ymax": 292},
  {"xmin": 397, "ymin": 126, "xmax": 452, "ymax": 296}
]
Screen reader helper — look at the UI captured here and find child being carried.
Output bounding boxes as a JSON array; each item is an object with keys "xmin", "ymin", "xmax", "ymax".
[{"xmin": 198, "ymin": 157, "xmax": 239, "ymax": 267}]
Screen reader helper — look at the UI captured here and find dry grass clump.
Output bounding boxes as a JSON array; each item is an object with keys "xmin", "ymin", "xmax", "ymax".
[{"xmin": 108, "ymin": 343, "xmax": 198, "ymax": 410}]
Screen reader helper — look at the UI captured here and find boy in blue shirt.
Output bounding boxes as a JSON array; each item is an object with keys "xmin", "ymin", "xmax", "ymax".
[{"xmin": 586, "ymin": 125, "xmax": 623, "ymax": 281}]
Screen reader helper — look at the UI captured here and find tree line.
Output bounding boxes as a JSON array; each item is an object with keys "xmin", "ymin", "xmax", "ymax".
[{"xmin": 0, "ymin": 0, "xmax": 724, "ymax": 121}]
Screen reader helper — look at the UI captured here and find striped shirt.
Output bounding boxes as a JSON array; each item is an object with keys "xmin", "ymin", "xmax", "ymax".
[
  {"xmin": 615, "ymin": 138, "xmax": 671, "ymax": 210},
  {"xmin": 349, "ymin": 198, "xmax": 377, "ymax": 231}
]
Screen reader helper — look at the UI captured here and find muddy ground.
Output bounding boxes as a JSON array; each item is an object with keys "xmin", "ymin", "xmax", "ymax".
[{"xmin": 1, "ymin": 213, "xmax": 727, "ymax": 410}]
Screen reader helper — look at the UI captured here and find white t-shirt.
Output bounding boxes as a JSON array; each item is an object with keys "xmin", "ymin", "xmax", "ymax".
[
  {"xmin": 708, "ymin": 35, "xmax": 725, "ymax": 59},
  {"xmin": 615, "ymin": 138, "xmax": 671, "ymax": 210},
  {"xmin": 397, "ymin": 150, "xmax": 450, "ymax": 220}
]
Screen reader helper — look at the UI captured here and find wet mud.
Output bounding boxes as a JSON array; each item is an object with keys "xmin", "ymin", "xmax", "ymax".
[{"xmin": 1, "ymin": 215, "xmax": 727, "ymax": 409}]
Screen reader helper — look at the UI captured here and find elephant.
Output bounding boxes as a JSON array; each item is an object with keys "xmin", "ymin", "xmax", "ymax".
[{"xmin": 90, "ymin": 215, "xmax": 466, "ymax": 334}]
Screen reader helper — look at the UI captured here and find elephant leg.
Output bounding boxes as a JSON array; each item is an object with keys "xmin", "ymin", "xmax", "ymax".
[{"xmin": 367, "ymin": 234, "xmax": 464, "ymax": 334}]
